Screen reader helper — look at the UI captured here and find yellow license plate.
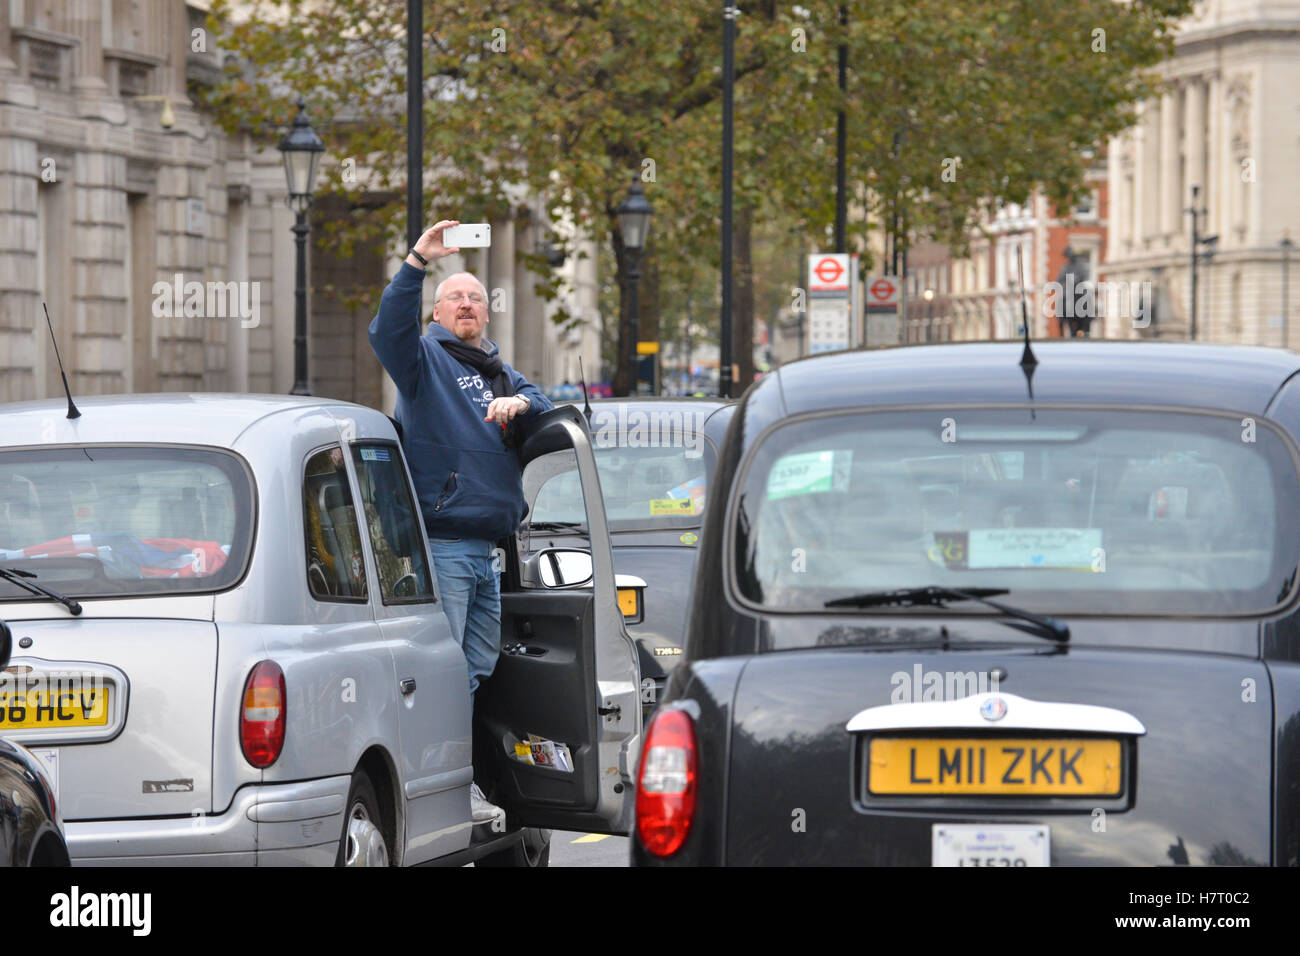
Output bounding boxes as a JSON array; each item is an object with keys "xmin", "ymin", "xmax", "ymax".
[
  {"xmin": 618, "ymin": 587, "xmax": 640, "ymax": 619},
  {"xmin": 0, "ymin": 684, "xmax": 110, "ymax": 729},
  {"xmin": 869, "ymin": 737, "xmax": 1122, "ymax": 796}
]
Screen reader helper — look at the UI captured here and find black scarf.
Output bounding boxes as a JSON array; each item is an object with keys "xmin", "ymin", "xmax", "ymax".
[{"xmin": 438, "ymin": 338, "xmax": 521, "ymax": 449}]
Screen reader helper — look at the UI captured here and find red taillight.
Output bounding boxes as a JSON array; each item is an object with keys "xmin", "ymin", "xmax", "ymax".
[
  {"xmin": 635, "ymin": 707, "xmax": 697, "ymax": 857},
  {"xmin": 240, "ymin": 661, "xmax": 286, "ymax": 768}
]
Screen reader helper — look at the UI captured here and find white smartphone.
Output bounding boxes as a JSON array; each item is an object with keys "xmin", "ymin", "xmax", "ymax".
[{"xmin": 443, "ymin": 223, "xmax": 491, "ymax": 248}]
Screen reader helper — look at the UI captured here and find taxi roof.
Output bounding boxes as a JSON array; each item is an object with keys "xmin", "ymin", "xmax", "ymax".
[
  {"xmin": 0, "ymin": 393, "xmax": 371, "ymax": 449},
  {"xmin": 769, "ymin": 341, "xmax": 1300, "ymax": 417}
]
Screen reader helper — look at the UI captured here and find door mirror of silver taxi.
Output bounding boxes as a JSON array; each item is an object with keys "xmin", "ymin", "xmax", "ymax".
[{"xmin": 538, "ymin": 549, "xmax": 594, "ymax": 588}]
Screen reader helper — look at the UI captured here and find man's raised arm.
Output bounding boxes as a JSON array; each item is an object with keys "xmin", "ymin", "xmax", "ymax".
[{"xmin": 367, "ymin": 219, "xmax": 462, "ymax": 397}]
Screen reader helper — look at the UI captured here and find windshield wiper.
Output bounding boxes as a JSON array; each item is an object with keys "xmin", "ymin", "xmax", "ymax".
[
  {"xmin": 526, "ymin": 521, "xmax": 588, "ymax": 535},
  {"xmin": 824, "ymin": 585, "xmax": 1068, "ymax": 643},
  {"xmin": 0, "ymin": 567, "xmax": 83, "ymax": 616}
]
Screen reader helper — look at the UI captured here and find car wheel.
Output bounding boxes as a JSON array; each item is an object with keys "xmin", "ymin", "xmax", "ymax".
[
  {"xmin": 476, "ymin": 827, "xmax": 551, "ymax": 868},
  {"xmin": 336, "ymin": 771, "xmax": 390, "ymax": 867}
]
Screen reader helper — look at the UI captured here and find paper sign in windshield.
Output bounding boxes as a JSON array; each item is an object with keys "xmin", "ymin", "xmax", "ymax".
[
  {"xmin": 650, "ymin": 498, "xmax": 694, "ymax": 516},
  {"xmin": 967, "ymin": 528, "xmax": 1102, "ymax": 570},
  {"xmin": 766, "ymin": 450, "xmax": 851, "ymax": 500}
]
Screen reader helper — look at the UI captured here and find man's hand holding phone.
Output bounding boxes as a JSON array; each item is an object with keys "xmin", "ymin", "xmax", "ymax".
[{"xmin": 406, "ymin": 220, "xmax": 462, "ymax": 269}]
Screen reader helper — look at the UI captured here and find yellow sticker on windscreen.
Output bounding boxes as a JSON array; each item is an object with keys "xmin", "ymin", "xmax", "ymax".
[{"xmin": 650, "ymin": 498, "xmax": 694, "ymax": 516}]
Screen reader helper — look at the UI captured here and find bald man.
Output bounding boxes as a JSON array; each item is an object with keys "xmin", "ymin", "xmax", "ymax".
[{"xmin": 368, "ymin": 220, "xmax": 553, "ymax": 823}]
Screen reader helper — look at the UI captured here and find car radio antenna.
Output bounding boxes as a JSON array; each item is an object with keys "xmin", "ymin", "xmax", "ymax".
[
  {"xmin": 578, "ymin": 356, "xmax": 592, "ymax": 423},
  {"xmin": 1016, "ymin": 247, "xmax": 1037, "ymax": 418},
  {"xmin": 43, "ymin": 302, "xmax": 81, "ymax": 420}
]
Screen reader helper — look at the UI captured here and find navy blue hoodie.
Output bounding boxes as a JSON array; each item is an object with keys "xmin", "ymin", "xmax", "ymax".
[{"xmin": 368, "ymin": 262, "xmax": 553, "ymax": 541}]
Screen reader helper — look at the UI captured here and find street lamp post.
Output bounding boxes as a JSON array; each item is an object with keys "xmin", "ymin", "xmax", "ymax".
[
  {"xmin": 1282, "ymin": 232, "xmax": 1294, "ymax": 350},
  {"xmin": 1186, "ymin": 184, "xmax": 1218, "ymax": 341},
  {"xmin": 617, "ymin": 180, "xmax": 653, "ymax": 396},
  {"xmin": 923, "ymin": 288, "xmax": 935, "ymax": 343},
  {"xmin": 277, "ymin": 97, "xmax": 325, "ymax": 396}
]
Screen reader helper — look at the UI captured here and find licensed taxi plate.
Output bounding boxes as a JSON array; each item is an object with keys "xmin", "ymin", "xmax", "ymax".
[
  {"xmin": 869, "ymin": 737, "xmax": 1122, "ymax": 796},
  {"xmin": 0, "ymin": 684, "xmax": 111, "ymax": 729},
  {"xmin": 933, "ymin": 824, "xmax": 1050, "ymax": 866}
]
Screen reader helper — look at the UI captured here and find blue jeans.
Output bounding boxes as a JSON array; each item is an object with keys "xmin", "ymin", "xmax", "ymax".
[{"xmin": 427, "ymin": 537, "xmax": 501, "ymax": 699}]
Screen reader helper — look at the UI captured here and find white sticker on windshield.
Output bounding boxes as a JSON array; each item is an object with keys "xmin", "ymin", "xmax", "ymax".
[
  {"xmin": 766, "ymin": 450, "xmax": 852, "ymax": 500},
  {"xmin": 967, "ymin": 528, "xmax": 1103, "ymax": 570}
]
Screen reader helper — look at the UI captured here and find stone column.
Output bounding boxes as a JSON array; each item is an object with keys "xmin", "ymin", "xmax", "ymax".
[
  {"xmin": 1133, "ymin": 102, "xmax": 1150, "ymax": 246},
  {"xmin": 226, "ymin": 186, "xmax": 251, "ymax": 393},
  {"xmin": 0, "ymin": 136, "xmax": 40, "ymax": 401},
  {"xmin": 487, "ymin": 215, "xmax": 515, "ymax": 362},
  {"xmin": 1206, "ymin": 72, "xmax": 1222, "ymax": 241},
  {"xmin": 513, "ymin": 217, "xmax": 546, "ymax": 384},
  {"xmin": 1185, "ymin": 77, "xmax": 1206, "ymax": 223},
  {"xmin": 71, "ymin": 151, "xmax": 128, "ymax": 395},
  {"xmin": 67, "ymin": 0, "xmax": 108, "ymax": 94},
  {"xmin": 167, "ymin": 0, "xmax": 192, "ymax": 106},
  {"xmin": 1160, "ymin": 86, "xmax": 1180, "ymax": 239}
]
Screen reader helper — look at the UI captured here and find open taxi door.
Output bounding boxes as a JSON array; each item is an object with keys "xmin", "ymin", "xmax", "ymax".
[{"xmin": 475, "ymin": 405, "xmax": 642, "ymax": 834}]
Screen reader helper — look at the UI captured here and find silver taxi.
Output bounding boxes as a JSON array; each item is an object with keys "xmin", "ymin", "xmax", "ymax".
[{"xmin": 0, "ymin": 394, "xmax": 640, "ymax": 865}]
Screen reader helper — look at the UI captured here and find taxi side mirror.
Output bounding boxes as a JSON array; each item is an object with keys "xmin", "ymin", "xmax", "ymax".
[
  {"xmin": 0, "ymin": 620, "xmax": 11, "ymax": 670},
  {"xmin": 538, "ymin": 549, "xmax": 594, "ymax": 588}
]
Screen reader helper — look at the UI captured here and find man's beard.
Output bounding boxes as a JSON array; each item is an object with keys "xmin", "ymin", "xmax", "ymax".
[{"xmin": 453, "ymin": 309, "xmax": 478, "ymax": 341}]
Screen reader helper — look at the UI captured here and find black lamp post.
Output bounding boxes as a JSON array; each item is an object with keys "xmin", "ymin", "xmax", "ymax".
[
  {"xmin": 1186, "ymin": 183, "xmax": 1218, "ymax": 341},
  {"xmin": 277, "ymin": 96, "xmax": 325, "ymax": 395},
  {"xmin": 617, "ymin": 180, "xmax": 653, "ymax": 395}
]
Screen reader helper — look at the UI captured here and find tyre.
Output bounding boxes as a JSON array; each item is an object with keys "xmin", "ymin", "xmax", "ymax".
[
  {"xmin": 476, "ymin": 827, "xmax": 551, "ymax": 867},
  {"xmin": 335, "ymin": 770, "xmax": 391, "ymax": 867}
]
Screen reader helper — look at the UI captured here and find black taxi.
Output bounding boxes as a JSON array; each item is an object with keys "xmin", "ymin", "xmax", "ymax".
[{"xmin": 633, "ymin": 340, "xmax": 1300, "ymax": 866}]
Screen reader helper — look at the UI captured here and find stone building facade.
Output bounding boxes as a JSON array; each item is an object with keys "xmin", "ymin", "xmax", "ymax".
[
  {"xmin": 0, "ymin": 0, "xmax": 600, "ymax": 407},
  {"xmin": 1104, "ymin": 0, "xmax": 1300, "ymax": 345}
]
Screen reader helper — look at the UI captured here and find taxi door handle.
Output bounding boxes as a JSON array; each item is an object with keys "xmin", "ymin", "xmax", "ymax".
[{"xmin": 400, "ymin": 678, "xmax": 416, "ymax": 695}]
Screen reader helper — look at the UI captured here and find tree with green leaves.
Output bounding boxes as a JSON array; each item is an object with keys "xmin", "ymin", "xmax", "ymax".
[{"xmin": 203, "ymin": 0, "xmax": 1190, "ymax": 395}]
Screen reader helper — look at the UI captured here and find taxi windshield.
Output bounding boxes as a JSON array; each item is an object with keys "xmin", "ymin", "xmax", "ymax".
[
  {"xmin": 733, "ymin": 407, "xmax": 1300, "ymax": 616},
  {"xmin": 531, "ymin": 440, "xmax": 711, "ymax": 532},
  {"xmin": 0, "ymin": 446, "xmax": 254, "ymax": 600}
]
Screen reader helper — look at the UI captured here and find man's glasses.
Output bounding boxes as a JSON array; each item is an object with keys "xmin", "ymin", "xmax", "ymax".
[{"xmin": 439, "ymin": 292, "xmax": 486, "ymax": 305}]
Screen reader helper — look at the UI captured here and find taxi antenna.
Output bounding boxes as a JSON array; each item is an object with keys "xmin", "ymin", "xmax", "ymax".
[
  {"xmin": 1016, "ymin": 247, "xmax": 1038, "ymax": 419},
  {"xmin": 1016, "ymin": 246, "xmax": 1037, "ymax": 375},
  {"xmin": 578, "ymin": 356, "xmax": 592, "ymax": 423},
  {"xmin": 43, "ymin": 302, "xmax": 81, "ymax": 420}
]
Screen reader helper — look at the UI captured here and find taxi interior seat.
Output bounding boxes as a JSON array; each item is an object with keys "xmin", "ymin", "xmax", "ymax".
[
  {"xmin": 162, "ymin": 486, "xmax": 205, "ymax": 540},
  {"xmin": 321, "ymin": 481, "xmax": 365, "ymax": 597},
  {"xmin": 1100, "ymin": 463, "xmax": 1237, "ymax": 583},
  {"xmin": 0, "ymin": 480, "xmax": 43, "ymax": 549}
]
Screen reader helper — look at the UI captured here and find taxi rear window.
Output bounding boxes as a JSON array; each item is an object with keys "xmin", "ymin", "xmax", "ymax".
[
  {"xmin": 0, "ymin": 446, "xmax": 254, "ymax": 600},
  {"xmin": 732, "ymin": 407, "xmax": 1300, "ymax": 617}
]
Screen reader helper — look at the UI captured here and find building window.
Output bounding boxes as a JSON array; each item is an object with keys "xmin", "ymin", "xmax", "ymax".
[{"xmin": 1073, "ymin": 189, "xmax": 1097, "ymax": 222}]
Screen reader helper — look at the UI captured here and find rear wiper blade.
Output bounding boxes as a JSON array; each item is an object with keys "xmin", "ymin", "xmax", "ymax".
[
  {"xmin": 0, "ymin": 567, "xmax": 83, "ymax": 616},
  {"xmin": 527, "ymin": 521, "xmax": 588, "ymax": 534},
  {"xmin": 825, "ymin": 585, "xmax": 1068, "ymax": 643}
]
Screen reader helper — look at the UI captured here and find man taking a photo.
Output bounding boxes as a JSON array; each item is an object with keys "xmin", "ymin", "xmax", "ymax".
[{"xmin": 369, "ymin": 219, "xmax": 553, "ymax": 823}]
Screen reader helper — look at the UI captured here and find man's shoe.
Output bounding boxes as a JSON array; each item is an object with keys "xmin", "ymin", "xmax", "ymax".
[{"xmin": 470, "ymin": 782, "xmax": 505, "ymax": 824}]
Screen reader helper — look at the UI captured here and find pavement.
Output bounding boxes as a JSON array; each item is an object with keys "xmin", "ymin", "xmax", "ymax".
[{"xmin": 549, "ymin": 831, "xmax": 630, "ymax": 867}]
